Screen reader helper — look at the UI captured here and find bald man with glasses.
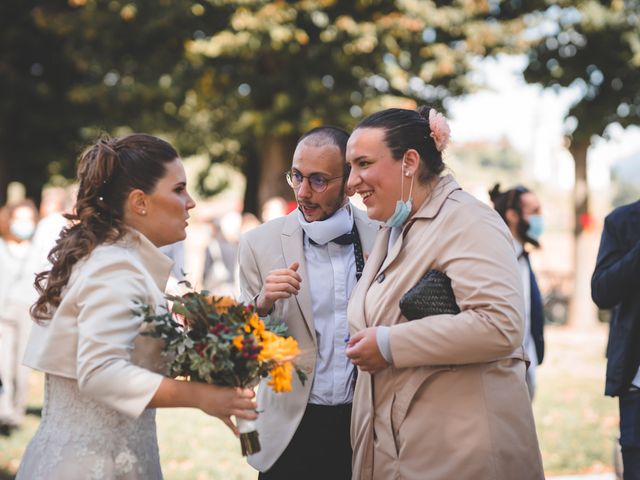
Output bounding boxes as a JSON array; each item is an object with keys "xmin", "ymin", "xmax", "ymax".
[{"xmin": 238, "ymin": 126, "xmax": 379, "ymax": 480}]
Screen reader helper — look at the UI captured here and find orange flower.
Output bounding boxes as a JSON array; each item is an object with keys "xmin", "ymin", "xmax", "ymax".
[
  {"xmin": 268, "ymin": 362, "xmax": 293, "ymax": 392},
  {"xmin": 258, "ymin": 331, "xmax": 300, "ymax": 363},
  {"xmin": 214, "ymin": 296, "xmax": 237, "ymax": 314},
  {"xmin": 233, "ymin": 335, "xmax": 244, "ymax": 351},
  {"xmin": 249, "ymin": 313, "xmax": 265, "ymax": 337}
]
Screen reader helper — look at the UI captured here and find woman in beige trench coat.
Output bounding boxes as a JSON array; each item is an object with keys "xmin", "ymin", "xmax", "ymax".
[{"xmin": 345, "ymin": 106, "xmax": 545, "ymax": 480}]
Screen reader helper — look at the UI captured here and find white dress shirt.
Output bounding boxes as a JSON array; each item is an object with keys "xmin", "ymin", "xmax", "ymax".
[{"xmin": 300, "ymin": 208, "xmax": 357, "ymax": 406}]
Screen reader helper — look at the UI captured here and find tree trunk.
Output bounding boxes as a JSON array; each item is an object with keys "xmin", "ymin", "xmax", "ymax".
[
  {"xmin": 256, "ymin": 134, "xmax": 297, "ymax": 211},
  {"xmin": 568, "ymin": 138, "xmax": 598, "ymax": 328},
  {"xmin": 242, "ymin": 148, "xmax": 261, "ymax": 216},
  {"xmin": 571, "ymin": 139, "xmax": 589, "ymax": 239},
  {"xmin": 0, "ymin": 152, "xmax": 8, "ymax": 205}
]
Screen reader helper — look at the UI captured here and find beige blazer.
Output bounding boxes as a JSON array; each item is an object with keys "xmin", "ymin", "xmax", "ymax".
[
  {"xmin": 23, "ymin": 229, "xmax": 172, "ymax": 418},
  {"xmin": 238, "ymin": 206, "xmax": 379, "ymax": 472},
  {"xmin": 348, "ymin": 176, "xmax": 545, "ymax": 480}
]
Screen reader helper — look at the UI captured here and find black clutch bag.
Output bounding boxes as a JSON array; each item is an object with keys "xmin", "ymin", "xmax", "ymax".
[{"xmin": 399, "ymin": 270, "xmax": 460, "ymax": 320}]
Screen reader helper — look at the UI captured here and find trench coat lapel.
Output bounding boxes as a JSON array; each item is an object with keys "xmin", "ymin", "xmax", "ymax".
[
  {"xmin": 350, "ymin": 227, "xmax": 390, "ymax": 330},
  {"xmin": 353, "ymin": 207, "xmax": 378, "ymax": 255},
  {"xmin": 281, "ymin": 213, "xmax": 315, "ymax": 341},
  {"xmin": 377, "ymin": 175, "xmax": 461, "ymax": 274}
]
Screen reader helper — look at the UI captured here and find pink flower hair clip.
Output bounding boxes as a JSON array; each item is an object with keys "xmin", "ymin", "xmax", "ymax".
[{"xmin": 428, "ymin": 109, "xmax": 451, "ymax": 152}]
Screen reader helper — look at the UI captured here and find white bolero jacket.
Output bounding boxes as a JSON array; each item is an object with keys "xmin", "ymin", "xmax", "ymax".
[{"xmin": 23, "ymin": 229, "xmax": 173, "ymax": 418}]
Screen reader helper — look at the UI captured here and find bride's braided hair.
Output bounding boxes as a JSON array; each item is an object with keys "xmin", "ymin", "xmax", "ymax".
[{"xmin": 31, "ymin": 134, "xmax": 178, "ymax": 322}]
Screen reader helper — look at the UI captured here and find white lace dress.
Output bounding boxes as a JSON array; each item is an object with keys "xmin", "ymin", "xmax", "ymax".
[{"xmin": 17, "ymin": 375, "xmax": 162, "ymax": 480}]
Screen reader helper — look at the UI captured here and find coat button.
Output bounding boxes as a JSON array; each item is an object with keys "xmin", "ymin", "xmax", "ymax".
[{"xmin": 376, "ymin": 273, "xmax": 385, "ymax": 283}]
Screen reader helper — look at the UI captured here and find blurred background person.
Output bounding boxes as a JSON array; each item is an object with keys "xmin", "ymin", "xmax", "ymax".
[
  {"xmin": 159, "ymin": 241, "xmax": 186, "ymax": 279},
  {"xmin": 0, "ymin": 199, "xmax": 48, "ymax": 434},
  {"xmin": 260, "ymin": 196, "xmax": 289, "ymax": 223},
  {"xmin": 202, "ymin": 211, "xmax": 242, "ymax": 296},
  {"xmin": 240, "ymin": 212, "xmax": 261, "ymax": 235},
  {"xmin": 489, "ymin": 183, "xmax": 546, "ymax": 400},
  {"xmin": 32, "ymin": 186, "xmax": 73, "ymax": 260},
  {"xmin": 202, "ymin": 221, "xmax": 235, "ymax": 296},
  {"xmin": 159, "ymin": 240, "xmax": 187, "ymax": 294},
  {"xmin": 592, "ymin": 199, "xmax": 640, "ymax": 480}
]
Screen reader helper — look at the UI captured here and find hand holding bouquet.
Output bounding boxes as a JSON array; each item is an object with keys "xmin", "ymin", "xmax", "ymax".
[{"xmin": 139, "ymin": 287, "xmax": 306, "ymax": 455}]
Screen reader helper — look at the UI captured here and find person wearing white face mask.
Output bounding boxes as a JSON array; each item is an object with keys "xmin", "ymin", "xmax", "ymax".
[
  {"xmin": 0, "ymin": 199, "xmax": 47, "ymax": 433},
  {"xmin": 489, "ymin": 184, "xmax": 546, "ymax": 400},
  {"xmin": 237, "ymin": 126, "xmax": 379, "ymax": 479}
]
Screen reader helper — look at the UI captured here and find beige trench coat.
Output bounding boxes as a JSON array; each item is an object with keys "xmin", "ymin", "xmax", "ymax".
[{"xmin": 348, "ymin": 176, "xmax": 544, "ymax": 480}]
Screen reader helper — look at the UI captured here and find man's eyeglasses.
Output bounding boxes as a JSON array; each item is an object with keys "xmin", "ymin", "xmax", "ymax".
[{"xmin": 285, "ymin": 171, "xmax": 344, "ymax": 193}]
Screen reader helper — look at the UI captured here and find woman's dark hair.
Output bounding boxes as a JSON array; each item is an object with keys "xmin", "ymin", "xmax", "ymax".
[
  {"xmin": 355, "ymin": 105, "xmax": 444, "ymax": 183},
  {"xmin": 488, "ymin": 183, "xmax": 530, "ymax": 222},
  {"xmin": 31, "ymin": 133, "xmax": 179, "ymax": 321},
  {"xmin": 489, "ymin": 183, "xmax": 539, "ymax": 247}
]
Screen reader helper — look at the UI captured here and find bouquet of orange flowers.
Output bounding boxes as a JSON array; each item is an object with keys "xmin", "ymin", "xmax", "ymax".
[{"xmin": 139, "ymin": 287, "xmax": 306, "ymax": 456}]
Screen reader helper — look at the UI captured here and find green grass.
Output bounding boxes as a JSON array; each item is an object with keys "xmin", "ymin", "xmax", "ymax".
[
  {"xmin": 534, "ymin": 324, "xmax": 618, "ymax": 476},
  {"xmin": 157, "ymin": 408, "xmax": 255, "ymax": 480},
  {"xmin": 0, "ymin": 324, "xmax": 618, "ymax": 479},
  {"xmin": 0, "ymin": 376, "xmax": 256, "ymax": 480}
]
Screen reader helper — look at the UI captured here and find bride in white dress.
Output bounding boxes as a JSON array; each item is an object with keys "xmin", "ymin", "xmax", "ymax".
[{"xmin": 17, "ymin": 134, "xmax": 257, "ymax": 479}]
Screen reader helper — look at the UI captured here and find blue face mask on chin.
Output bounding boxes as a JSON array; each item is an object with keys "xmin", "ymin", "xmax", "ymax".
[
  {"xmin": 384, "ymin": 163, "xmax": 414, "ymax": 228},
  {"xmin": 385, "ymin": 198, "xmax": 413, "ymax": 228},
  {"xmin": 526, "ymin": 214, "xmax": 544, "ymax": 242}
]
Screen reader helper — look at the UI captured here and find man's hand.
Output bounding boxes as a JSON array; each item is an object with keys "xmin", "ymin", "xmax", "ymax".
[
  {"xmin": 256, "ymin": 262, "xmax": 302, "ymax": 316},
  {"xmin": 346, "ymin": 327, "xmax": 389, "ymax": 374}
]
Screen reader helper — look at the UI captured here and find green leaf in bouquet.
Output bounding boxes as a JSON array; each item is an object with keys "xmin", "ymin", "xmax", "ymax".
[
  {"xmin": 261, "ymin": 315, "xmax": 289, "ymax": 336},
  {"xmin": 171, "ymin": 302, "xmax": 191, "ymax": 318}
]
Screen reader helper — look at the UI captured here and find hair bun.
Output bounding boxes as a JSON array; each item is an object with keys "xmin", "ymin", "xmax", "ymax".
[{"xmin": 488, "ymin": 183, "xmax": 502, "ymax": 203}]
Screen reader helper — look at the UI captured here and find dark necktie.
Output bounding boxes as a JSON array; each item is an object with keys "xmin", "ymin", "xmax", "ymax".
[
  {"xmin": 309, "ymin": 224, "xmax": 365, "ymax": 280},
  {"xmin": 329, "ymin": 232, "xmax": 354, "ymax": 245}
]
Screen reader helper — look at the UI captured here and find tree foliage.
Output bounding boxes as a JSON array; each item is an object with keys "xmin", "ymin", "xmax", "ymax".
[
  {"xmin": 179, "ymin": 0, "xmax": 546, "ymax": 210},
  {"xmin": 0, "ymin": 1, "xmax": 81, "ymax": 203},
  {"xmin": 524, "ymin": 0, "xmax": 640, "ymax": 143},
  {"xmin": 2, "ymin": 0, "xmax": 547, "ymax": 210},
  {"xmin": 523, "ymin": 0, "xmax": 639, "ymax": 236},
  {"xmin": 0, "ymin": 0, "xmax": 216, "ymax": 203}
]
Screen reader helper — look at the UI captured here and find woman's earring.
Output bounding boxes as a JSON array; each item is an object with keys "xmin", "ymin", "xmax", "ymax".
[
  {"xmin": 404, "ymin": 171, "xmax": 411, "ymax": 177},
  {"xmin": 141, "ymin": 210, "xmax": 147, "ymax": 215}
]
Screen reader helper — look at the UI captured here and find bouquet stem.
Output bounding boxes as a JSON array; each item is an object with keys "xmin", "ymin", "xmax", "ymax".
[{"xmin": 237, "ymin": 417, "xmax": 261, "ymax": 456}]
